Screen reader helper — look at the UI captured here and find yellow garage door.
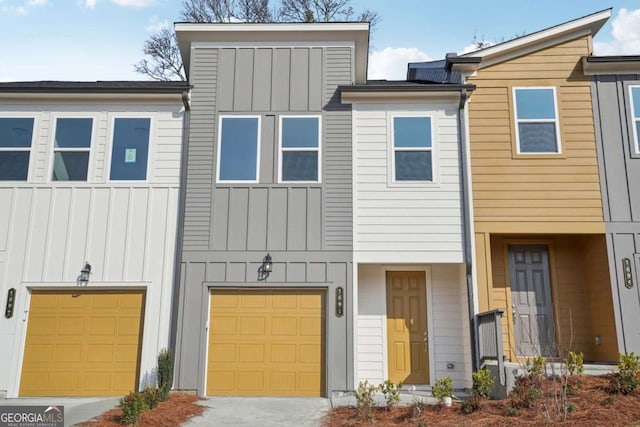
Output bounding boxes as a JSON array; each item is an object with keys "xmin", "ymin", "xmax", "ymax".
[
  {"xmin": 20, "ymin": 290, "xmax": 145, "ymax": 397},
  {"xmin": 207, "ymin": 289, "xmax": 325, "ymax": 397}
]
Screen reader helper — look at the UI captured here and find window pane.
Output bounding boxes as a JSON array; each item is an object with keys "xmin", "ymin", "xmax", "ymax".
[
  {"xmin": 633, "ymin": 87, "xmax": 640, "ymax": 118},
  {"xmin": 219, "ymin": 117, "xmax": 259, "ymax": 181},
  {"xmin": 0, "ymin": 118, "xmax": 34, "ymax": 148},
  {"xmin": 110, "ymin": 118, "xmax": 150, "ymax": 181},
  {"xmin": 52, "ymin": 152, "xmax": 89, "ymax": 181},
  {"xmin": 394, "ymin": 117, "xmax": 431, "ymax": 148},
  {"xmin": 395, "ymin": 151, "xmax": 432, "ymax": 181},
  {"xmin": 636, "ymin": 122, "xmax": 640, "ymax": 150},
  {"xmin": 0, "ymin": 152, "xmax": 29, "ymax": 180},
  {"xmin": 282, "ymin": 117, "xmax": 319, "ymax": 148},
  {"xmin": 515, "ymin": 89, "xmax": 556, "ymax": 120},
  {"xmin": 518, "ymin": 123, "xmax": 558, "ymax": 153},
  {"xmin": 282, "ymin": 151, "xmax": 318, "ymax": 181},
  {"xmin": 55, "ymin": 118, "xmax": 92, "ymax": 148}
]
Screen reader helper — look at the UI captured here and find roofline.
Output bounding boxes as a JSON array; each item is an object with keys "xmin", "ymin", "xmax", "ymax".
[
  {"xmin": 460, "ymin": 8, "xmax": 611, "ymax": 67},
  {"xmin": 586, "ymin": 55, "xmax": 640, "ymax": 63},
  {"xmin": 340, "ymin": 83, "xmax": 475, "ymax": 104},
  {"xmin": 0, "ymin": 82, "xmax": 190, "ymax": 94},
  {"xmin": 582, "ymin": 55, "xmax": 640, "ymax": 75},
  {"xmin": 339, "ymin": 83, "xmax": 475, "ymax": 92},
  {"xmin": 174, "ymin": 21, "xmax": 369, "ymax": 32}
]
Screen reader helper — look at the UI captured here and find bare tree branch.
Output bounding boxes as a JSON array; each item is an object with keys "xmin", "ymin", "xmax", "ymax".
[{"xmin": 134, "ymin": 28, "xmax": 185, "ymax": 81}]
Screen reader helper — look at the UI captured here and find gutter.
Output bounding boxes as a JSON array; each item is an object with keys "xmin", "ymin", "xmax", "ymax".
[{"xmin": 457, "ymin": 89, "xmax": 479, "ymax": 372}]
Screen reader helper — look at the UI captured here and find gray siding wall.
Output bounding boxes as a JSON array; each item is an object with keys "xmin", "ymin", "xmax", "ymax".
[
  {"xmin": 592, "ymin": 75, "xmax": 640, "ymax": 354},
  {"xmin": 175, "ymin": 45, "xmax": 354, "ymax": 395}
]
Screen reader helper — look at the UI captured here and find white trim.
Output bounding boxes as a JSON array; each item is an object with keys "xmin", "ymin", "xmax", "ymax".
[
  {"xmin": 387, "ymin": 112, "xmax": 438, "ymax": 186},
  {"xmin": 277, "ymin": 114, "xmax": 322, "ymax": 184},
  {"xmin": 216, "ymin": 115, "xmax": 262, "ymax": 184},
  {"xmin": 513, "ymin": 87, "xmax": 562, "ymax": 155},
  {"xmin": 176, "ymin": 22, "xmax": 368, "ymax": 33},
  {"xmin": 0, "ymin": 115, "xmax": 37, "ymax": 183},
  {"xmin": 47, "ymin": 114, "xmax": 96, "ymax": 183},
  {"xmin": 191, "ymin": 41, "xmax": 355, "ymax": 49},
  {"xmin": 105, "ymin": 114, "xmax": 155, "ymax": 184},
  {"xmin": 464, "ymin": 97, "xmax": 480, "ymax": 316},
  {"xmin": 630, "ymin": 86, "xmax": 640, "ymax": 154}
]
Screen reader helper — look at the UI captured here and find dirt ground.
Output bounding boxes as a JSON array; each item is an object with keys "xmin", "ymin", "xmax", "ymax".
[
  {"xmin": 77, "ymin": 393, "xmax": 205, "ymax": 427},
  {"xmin": 324, "ymin": 375, "xmax": 640, "ymax": 427}
]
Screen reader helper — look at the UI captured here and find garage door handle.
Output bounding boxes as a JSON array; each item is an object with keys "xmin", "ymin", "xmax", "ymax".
[{"xmin": 23, "ymin": 310, "xmax": 28, "ymax": 321}]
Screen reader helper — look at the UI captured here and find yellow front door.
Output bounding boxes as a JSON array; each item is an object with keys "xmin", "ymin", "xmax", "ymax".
[
  {"xmin": 20, "ymin": 290, "xmax": 145, "ymax": 396},
  {"xmin": 207, "ymin": 289, "xmax": 325, "ymax": 396},
  {"xmin": 386, "ymin": 271, "xmax": 429, "ymax": 384}
]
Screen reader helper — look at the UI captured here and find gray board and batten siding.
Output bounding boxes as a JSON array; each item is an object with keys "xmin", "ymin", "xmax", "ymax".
[
  {"xmin": 591, "ymin": 71, "xmax": 640, "ymax": 355},
  {"xmin": 173, "ymin": 44, "xmax": 355, "ymax": 395}
]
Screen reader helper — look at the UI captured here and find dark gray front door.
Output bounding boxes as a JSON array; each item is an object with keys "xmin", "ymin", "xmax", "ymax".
[{"xmin": 508, "ymin": 245, "xmax": 556, "ymax": 357}]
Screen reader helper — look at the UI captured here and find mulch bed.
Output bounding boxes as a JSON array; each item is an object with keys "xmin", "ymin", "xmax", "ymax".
[
  {"xmin": 324, "ymin": 375, "xmax": 640, "ymax": 426},
  {"xmin": 77, "ymin": 393, "xmax": 205, "ymax": 427}
]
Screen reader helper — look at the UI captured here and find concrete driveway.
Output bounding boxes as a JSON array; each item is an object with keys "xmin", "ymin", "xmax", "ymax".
[
  {"xmin": 0, "ymin": 396, "xmax": 119, "ymax": 427},
  {"xmin": 183, "ymin": 397, "xmax": 331, "ymax": 427}
]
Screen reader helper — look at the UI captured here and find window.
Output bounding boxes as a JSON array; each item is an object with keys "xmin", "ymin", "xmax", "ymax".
[
  {"xmin": 0, "ymin": 117, "xmax": 34, "ymax": 181},
  {"xmin": 110, "ymin": 118, "xmax": 150, "ymax": 181},
  {"xmin": 279, "ymin": 116, "xmax": 321, "ymax": 182},
  {"xmin": 513, "ymin": 87, "xmax": 561, "ymax": 154},
  {"xmin": 217, "ymin": 116, "xmax": 260, "ymax": 182},
  {"xmin": 392, "ymin": 116, "xmax": 433, "ymax": 181},
  {"xmin": 52, "ymin": 118, "xmax": 92, "ymax": 181},
  {"xmin": 631, "ymin": 86, "xmax": 640, "ymax": 153}
]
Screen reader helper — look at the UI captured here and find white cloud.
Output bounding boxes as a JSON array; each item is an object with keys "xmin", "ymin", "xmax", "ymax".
[
  {"xmin": 368, "ymin": 47, "xmax": 432, "ymax": 80},
  {"xmin": 146, "ymin": 15, "xmax": 168, "ymax": 32},
  {"xmin": 594, "ymin": 8, "xmax": 640, "ymax": 55},
  {"xmin": 82, "ymin": 0, "xmax": 155, "ymax": 8},
  {"xmin": 0, "ymin": 0, "xmax": 47, "ymax": 14}
]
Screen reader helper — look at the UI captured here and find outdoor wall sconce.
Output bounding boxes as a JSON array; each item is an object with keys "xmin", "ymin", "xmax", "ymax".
[
  {"xmin": 623, "ymin": 258, "xmax": 634, "ymax": 289},
  {"xmin": 5, "ymin": 288, "xmax": 16, "ymax": 319},
  {"xmin": 335, "ymin": 287, "xmax": 344, "ymax": 317},
  {"xmin": 78, "ymin": 262, "xmax": 92, "ymax": 286},
  {"xmin": 258, "ymin": 254, "xmax": 272, "ymax": 281}
]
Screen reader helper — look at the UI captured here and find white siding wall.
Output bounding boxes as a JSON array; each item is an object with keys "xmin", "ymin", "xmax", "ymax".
[
  {"xmin": 353, "ymin": 102, "xmax": 464, "ymax": 264},
  {"xmin": 356, "ymin": 264, "xmax": 472, "ymax": 389},
  {"xmin": 0, "ymin": 102, "xmax": 184, "ymax": 397}
]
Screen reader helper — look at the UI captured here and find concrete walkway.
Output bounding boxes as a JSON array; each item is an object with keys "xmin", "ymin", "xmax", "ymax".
[
  {"xmin": 183, "ymin": 397, "xmax": 331, "ymax": 427},
  {"xmin": 0, "ymin": 396, "xmax": 119, "ymax": 427}
]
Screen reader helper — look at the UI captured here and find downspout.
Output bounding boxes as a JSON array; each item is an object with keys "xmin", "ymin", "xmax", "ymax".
[
  {"xmin": 169, "ymin": 88, "xmax": 191, "ymax": 358},
  {"xmin": 458, "ymin": 88, "xmax": 479, "ymax": 372}
]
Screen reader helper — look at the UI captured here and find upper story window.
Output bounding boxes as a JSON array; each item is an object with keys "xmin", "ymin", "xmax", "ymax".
[
  {"xmin": 0, "ymin": 117, "xmax": 34, "ymax": 181},
  {"xmin": 513, "ymin": 87, "xmax": 561, "ymax": 154},
  {"xmin": 52, "ymin": 118, "xmax": 93, "ymax": 181},
  {"xmin": 392, "ymin": 116, "xmax": 433, "ymax": 182},
  {"xmin": 217, "ymin": 116, "xmax": 260, "ymax": 183},
  {"xmin": 279, "ymin": 116, "xmax": 321, "ymax": 182},
  {"xmin": 631, "ymin": 86, "xmax": 640, "ymax": 153},
  {"xmin": 110, "ymin": 118, "xmax": 151, "ymax": 181}
]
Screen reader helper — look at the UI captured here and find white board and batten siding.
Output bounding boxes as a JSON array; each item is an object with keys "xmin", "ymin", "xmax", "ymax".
[
  {"xmin": 357, "ymin": 264, "xmax": 472, "ymax": 389},
  {"xmin": 352, "ymin": 102, "xmax": 465, "ymax": 264},
  {"xmin": 0, "ymin": 102, "xmax": 184, "ymax": 397}
]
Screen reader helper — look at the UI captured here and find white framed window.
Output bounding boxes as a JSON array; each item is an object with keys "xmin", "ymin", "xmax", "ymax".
[
  {"xmin": 513, "ymin": 87, "xmax": 562, "ymax": 154},
  {"xmin": 279, "ymin": 115, "xmax": 321, "ymax": 183},
  {"xmin": 51, "ymin": 117, "xmax": 93, "ymax": 181},
  {"xmin": 630, "ymin": 86, "xmax": 640, "ymax": 154},
  {"xmin": 109, "ymin": 117, "xmax": 152, "ymax": 181},
  {"xmin": 391, "ymin": 115, "xmax": 434, "ymax": 182},
  {"xmin": 0, "ymin": 117, "xmax": 34, "ymax": 181},
  {"xmin": 217, "ymin": 115, "xmax": 261, "ymax": 183}
]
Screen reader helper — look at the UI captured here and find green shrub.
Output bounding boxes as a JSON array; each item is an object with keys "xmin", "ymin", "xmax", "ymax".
[
  {"xmin": 609, "ymin": 352, "xmax": 640, "ymax": 395},
  {"xmin": 157, "ymin": 348, "xmax": 174, "ymax": 401},
  {"xmin": 506, "ymin": 405, "xmax": 519, "ymax": 417},
  {"xmin": 460, "ymin": 395, "xmax": 482, "ymax": 414},
  {"xmin": 120, "ymin": 392, "xmax": 148, "ymax": 426},
  {"xmin": 409, "ymin": 398, "xmax": 427, "ymax": 419},
  {"xmin": 141, "ymin": 386, "xmax": 162, "ymax": 410},
  {"xmin": 566, "ymin": 351, "xmax": 584, "ymax": 376},
  {"xmin": 355, "ymin": 380, "xmax": 378, "ymax": 421},
  {"xmin": 526, "ymin": 355, "xmax": 545, "ymax": 378},
  {"xmin": 431, "ymin": 376, "xmax": 454, "ymax": 400},
  {"xmin": 379, "ymin": 380, "xmax": 403, "ymax": 407},
  {"xmin": 509, "ymin": 376, "xmax": 542, "ymax": 409},
  {"xmin": 472, "ymin": 368, "xmax": 494, "ymax": 398}
]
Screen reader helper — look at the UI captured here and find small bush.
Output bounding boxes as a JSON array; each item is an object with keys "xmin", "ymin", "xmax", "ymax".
[
  {"xmin": 526, "ymin": 355, "xmax": 545, "ymax": 378},
  {"xmin": 566, "ymin": 402, "xmax": 575, "ymax": 413},
  {"xmin": 609, "ymin": 352, "xmax": 640, "ymax": 395},
  {"xmin": 157, "ymin": 348, "xmax": 174, "ymax": 402},
  {"xmin": 379, "ymin": 379, "xmax": 403, "ymax": 407},
  {"xmin": 120, "ymin": 392, "xmax": 148, "ymax": 426},
  {"xmin": 355, "ymin": 380, "xmax": 378, "ymax": 421},
  {"xmin": 506, "ymin": 405, "xmax": 519, "ymax": 417},
  {"xmin": 431, "ymin": 376, "xmax": 454, "ymax": 400},
  {"xmin": 509, "ymin": 376, "xmax": 542, "ymax": 409},
  {"xmin": 409, "ymin": 399, "xmax": 427, "ymax": 419},
  {"xmin": 566, "ymin": 351, "xmax": 584, "ymax": 376},
  {"xmin": 142, "ymin": 386, "xmax": 162, "ymax": 410},
  {"xmin": 460, "ymin": 395, "xmax": 482, "ymax": 414},
  {"xmin": 472, "ymin": 368, "xmax": 494, "ymax": 398}
]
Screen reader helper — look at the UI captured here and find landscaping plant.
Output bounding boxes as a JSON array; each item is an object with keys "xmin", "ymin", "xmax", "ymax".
[
  {"xmin": 142, "ymin": 386, "xmax": 162, "ymax": 410},
  {"xmin": 566, "ymin": 351, "xmax": 584, "ymax": 376},
  {"xmin": 431, "ymin": 376, "xmax": 454, "ymax": 400},
  {"xmin": 157, "ymin": 348, "xmax": 174, "ymax": 401},
  {"xmin": 472, "ymin": 368, "xmax": 494, "ymax": 399},
  {"xmin": 120, "ymin": 391, "xmax": 148, "ymax": 426},
  {"xmin": 609, "ymin": 352, "xmax": 640, "ymax": 395},
  {"xmin": 355, "ymin": 380, "xmax": 378, "ymax": 421},
  {"xmin": 379, "ymin": 379, "xmax": 403, "ymax": 407}
]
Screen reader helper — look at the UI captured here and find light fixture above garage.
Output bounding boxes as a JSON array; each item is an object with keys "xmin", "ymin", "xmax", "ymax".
[
  {"xmin": 79, "ymin": 262, "xmax": 92, "ymax": 286},
  {"xmin": 258, "ymin": 254, "xmax": 272, "ymax": 281}
]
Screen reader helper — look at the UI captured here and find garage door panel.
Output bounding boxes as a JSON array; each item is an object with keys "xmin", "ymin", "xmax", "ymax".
[
  {"xmin": 20, "ymin": 290, "xmax": 144, "ymax": 396},
  {"xmin": 207, "ymin": 289, "xmax": 325, "ymax": 397}
]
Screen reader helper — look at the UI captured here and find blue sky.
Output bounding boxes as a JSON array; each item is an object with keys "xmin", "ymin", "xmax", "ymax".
[{"xmin": 0, "ymin": 0, "xmax": 639, "ymax": 81}]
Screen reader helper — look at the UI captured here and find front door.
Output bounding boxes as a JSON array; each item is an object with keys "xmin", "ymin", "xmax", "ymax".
[
  {"xmin": 508, "ymin": 245, "xmax": 556, "ymax": 357},
  {"xmin": 386, "ymin": 271, "xmax": 429, "ymax": 384}
]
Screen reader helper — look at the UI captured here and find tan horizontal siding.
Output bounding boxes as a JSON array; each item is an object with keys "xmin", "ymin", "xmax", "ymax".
[{"xmin": 467, "ymin": 35, "xmax": 603, "ymax": 231}]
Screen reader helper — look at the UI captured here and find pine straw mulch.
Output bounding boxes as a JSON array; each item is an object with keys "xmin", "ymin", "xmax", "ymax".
[
  {"xmin": 324, "ymin": 375, "xmax": 640, "ymax": 427},
  {"xmin": 77, "ymin": 393, "xmax": 205, "ymax": 427}
]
